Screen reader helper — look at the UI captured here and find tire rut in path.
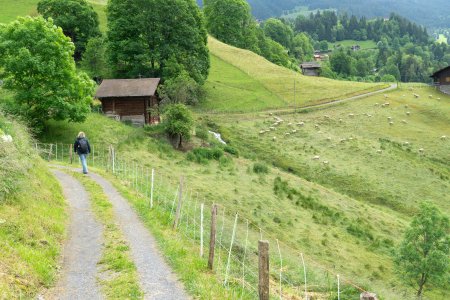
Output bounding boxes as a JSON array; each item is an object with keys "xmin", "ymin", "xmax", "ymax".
[
  {"xmin": 88, "ymin": 172, "xmax": 190, "ymax": 300},
  {"xmin": 47, "ymin": 170, "xmax": 103, "ymax": 300}
]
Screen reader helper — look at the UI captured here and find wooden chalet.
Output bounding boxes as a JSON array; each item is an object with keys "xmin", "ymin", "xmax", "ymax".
[
  {"xmin": 430, "ymin": 66, "xmax": 450, "ymax": 95},
  {"xmin": 300, "ymin": 62, "xmax": 321, "ymax": 76},
  {"xmin": 95, "ymin": 78, "xmax": 160, "ymax": 126}
]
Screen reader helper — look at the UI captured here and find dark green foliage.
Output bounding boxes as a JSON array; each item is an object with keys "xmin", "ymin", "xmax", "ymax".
[
  {"xmin": 162, "ymin": 104, "xmax": 194, "ymax": 149},
  {"xmin": 223, "ymin": 145, "xmax": 239, "ymax": 157},
  {"xmin": 37, "ymin": 0, "xmax": 100, "ymax": 60},
  {"xmin": 395, "ymin": 202, "xmax": 450, "ymax": 297},
  {"xmin": 0, "ymin": 17, "xmax": 95, "ymax": 131},
  {"xmin": 253, "ymin": 162, "xmax": 269, "ymax": 174},
  {"xmin": 346, "ymin": 221, "xmax": 374, "ymax": 241},
  {"xmin": 107, "ymin": 0, "xmax": 209, "ymax": 83},
  {"xmin": 187, "ymin": 147, "xmax": 224, "ymax": 164},
  {"xmin": 263, "ymin": 18, "xmax": 293, "ymax": 49},
  {"xmin": 81, "ymin": 37, "xmax": 109, "ymax": 81},
  {"xmin": 195, "ymin": 126, "xmax": 209, "ymax": 141},
  {"xmin": 158, "ymin": 74, "xmax": 206, "ymax": 106}
]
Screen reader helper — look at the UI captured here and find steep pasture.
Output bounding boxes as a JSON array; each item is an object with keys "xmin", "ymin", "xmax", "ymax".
[{"xmin": 205, "ymin": 37, "xmax": 388, "ymax": 112}]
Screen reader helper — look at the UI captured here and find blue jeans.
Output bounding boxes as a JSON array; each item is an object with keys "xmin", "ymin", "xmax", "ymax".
[{"xmin": 79, "ymin": 154, "xmax": 88, "ymax": 174}]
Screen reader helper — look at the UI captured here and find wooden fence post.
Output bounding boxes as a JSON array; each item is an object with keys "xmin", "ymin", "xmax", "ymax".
[
  {"xmin": 69, "ymin": 144, "xmax": 73, "ymax": 164},
  {"xmin": 173, "ymin": 176, "xmax": 183, "ymax": 229},
  {"xmin": 259, "ymin": 240, "xmax": 270, "ymax": 300},
  {"xmin": 208, "ymin": 204, "xmax": 218, "ymax": 270}
]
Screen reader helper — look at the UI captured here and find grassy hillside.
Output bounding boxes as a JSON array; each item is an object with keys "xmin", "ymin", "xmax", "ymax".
[
  {"xmin": 0, "ymin": 0, "xmax": 107, "ymax": 32},
  {"xmin": 0, "ymin": 110, "xmax": 67, "ymax": 298},
  {"xmin": 204, "ymin": 37, "xmax": 388, "ymax": 112},
  {"xmin": 40, "ymin": 83, "xmax": 450, "ymax": 298}
]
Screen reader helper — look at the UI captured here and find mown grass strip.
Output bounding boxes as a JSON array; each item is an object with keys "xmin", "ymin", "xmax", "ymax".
[{"xmin": 70, "ymin": 171, "xmax": 143, "ymax": 300}]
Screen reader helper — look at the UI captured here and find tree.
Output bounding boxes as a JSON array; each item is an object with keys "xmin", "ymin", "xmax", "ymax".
[
  {"xmin": 395, "ymin": 202, "xmax": 450, "ymax": 298},
  {"xmin": 330, "ymin": 49, "xmax": 352, "ymax": 76},
  {"xmin": 163, "ymin": 104, "xmax": 194, "ymax": 149},
  {"xmin": 81, "ymin": 37, "xmax": 109, "ymax": 82},
  {"xmin": 37, "ymin": 0, "xmax": 100, "ymax": 60},
  {"xmin": 204, "ymin": 0, "xmax": 256, "ymax": 50},
  {"xmin": 107, "ymin": 0, "xmax": 209, "ymax": 84},
  {"xmin": 292, "ymin": 33, "xmax": 313, "ymax": 62},
  {"xmin": 263, "ymin": 18, "xmax": 293, "ymax": 50},
  {"xmin": 158, "ymin": 74, "xmax": 205, "ymax": 106},
  {"xmin": 0, "ymin": 17, "xmax": 95, "ymax": 130}
]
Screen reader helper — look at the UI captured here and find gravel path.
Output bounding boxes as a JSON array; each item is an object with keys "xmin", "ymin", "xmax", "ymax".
[
  {"xmin": 88, "ymin": 172, "xmax": 189, "ymax": 300},
  {"xmin": 46, "ymin": 170, "xmax": 103, "ymax": 300}
]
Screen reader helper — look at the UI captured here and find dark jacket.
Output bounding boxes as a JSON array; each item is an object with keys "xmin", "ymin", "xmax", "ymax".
[{"xmin": 74, "ymin": 137, "xmax": 91, "ymax": 155}]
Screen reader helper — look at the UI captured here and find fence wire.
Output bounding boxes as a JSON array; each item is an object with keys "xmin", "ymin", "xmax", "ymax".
[{"xmin": 37, "ymin": 142, "xmax": 378, "ymax": 300}]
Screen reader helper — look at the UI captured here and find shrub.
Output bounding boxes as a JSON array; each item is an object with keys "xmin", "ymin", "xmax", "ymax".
[
  {"xmin": 187, "ymin": 147, "xmax": 224, "ymax": 164},
  {"xmin": 163, "ymin": 103, "xmax": 194, "ymax": 149},
  {"xmin": 224, "ymin": 145, "xmax": 239, "ymax": 157},
  {"xmin": 195, "ymin": 126, "xmax": 209, "ymax": 140},
  {"xmin": 253, "ymin": 162, "xmax": 269, "ymax": 174}
]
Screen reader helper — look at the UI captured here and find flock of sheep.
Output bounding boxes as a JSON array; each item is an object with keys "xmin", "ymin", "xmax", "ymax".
[{"xmin": 258, "ymin": 91, "xmax": 448, "ymax": 165}]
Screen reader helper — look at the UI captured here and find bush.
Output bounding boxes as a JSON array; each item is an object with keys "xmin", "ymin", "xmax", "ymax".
[
  {"xmin": 158, "ymin": 74, "xmax": 206, "ymax": 106},
  {"xmin": 163, "ymin": 103, "xmax": 194, "ymax": 149},
  {"xmin": 187, "ymin": 147, "xmax": 224, "ymax": 164},
  {"xmin": 253, "ymin": 162, "xmax": 269, "ymax": 174},
  {"xmin": 224, "ymin": 145, "xmax": 239, "ymax": 157},
  {"xmin": 195, "ymin": 126, "xmax": 209, "ymax": 140}
]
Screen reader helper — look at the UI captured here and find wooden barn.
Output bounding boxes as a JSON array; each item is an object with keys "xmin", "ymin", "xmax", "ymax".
[
  {"xmin": 95, "ymin": 78, "xmax": 160, "ymax": 126},
  {"xmin": 431, "ymin": 66, "xmax": 450, "ymax": 95},
  {"xmin": 300, "ymin": 62, "xmax": 321, "ymax": 76}
]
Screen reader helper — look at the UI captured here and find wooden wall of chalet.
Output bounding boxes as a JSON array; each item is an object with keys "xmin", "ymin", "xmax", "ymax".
[
  {"xmin": 100, "ymin": 96, "xmax": 159, "ymax": 125},
  {"xmin": 436, "ymin": 69, "xmax": 450, "ymax": 85}
]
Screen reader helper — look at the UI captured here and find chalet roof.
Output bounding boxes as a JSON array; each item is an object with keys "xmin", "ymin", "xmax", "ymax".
[
  {"xmin": 300, "ymin": 62, "xmax": 321, "ymax": 69},
  {"xmin": 430, "ymin": 66, "xmax": 450, "ymax": 78},
  {"xmin": 95, "ymin": 78, "xmax": 160, "ymax": 98}
]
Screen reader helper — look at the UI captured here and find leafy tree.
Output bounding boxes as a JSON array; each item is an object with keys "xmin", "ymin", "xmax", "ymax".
[
  {"xmin": 37, "ymin": 0, "xmax": 100, "ymax": 60},
  {"xmin": 263, "ymin": 18, "xmax": 293, "ymax": 50},
  {"xmin": 292, "ymin": 33, "xmax": 314, "ymax": 62},
  {"xmin": 395, "ymin": 202, "xmax": 450, "ymax": 298},
  {"xmin": 107, "ymin": 0, "xmax": 209, "ymax": 84},
  {"xmin": 158, "ymin": 74, "xmax": 205, "ymax": 106},
  {"xmin": 330, "ymin": 49, "xmax": 352, "ymax": 76},
  {"xmin": 163, "ymin": 103, "xmax": 194, "ymax": 149},
  {"xmin": 204, "ymin": 0, "xmax": 256, "ymax": 50},
  {"xmin": 81, "ymin": 37, "xmax": 109, "ymax": 82},
  {"xmin": 0, "ymin": 17, "xmax": 95, "ymax": 130}
]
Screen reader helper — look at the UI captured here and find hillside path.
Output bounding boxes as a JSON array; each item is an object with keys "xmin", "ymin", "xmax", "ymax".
[
  {"xmin": 46, "ymin": 170, "xmax": 103, "ymax": 300},
  {"xmin": 88, "ymin": 172, "xmax": 190, "ymax": 300},
  {"xmin": 50, "ymin": 165, "xmax": 189, "ymax": 300}
]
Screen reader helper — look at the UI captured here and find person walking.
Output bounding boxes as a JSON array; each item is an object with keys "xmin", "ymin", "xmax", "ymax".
[{"xmin": 73, "ymin": 132, "xmax": 91, "ymax": 174}]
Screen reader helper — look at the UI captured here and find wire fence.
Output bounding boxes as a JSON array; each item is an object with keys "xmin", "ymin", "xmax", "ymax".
[{"xmin": 37, "ymin": 142, "xmax": 377, "ymax": 300}]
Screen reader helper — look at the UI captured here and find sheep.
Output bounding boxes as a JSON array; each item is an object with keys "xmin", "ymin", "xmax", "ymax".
[
  {"xmin": 418, "ymin": 148, "xmax": 424, "ymax": 153},
  {"xmin": 404, "ymin": 104, "xmax": 409, "ymax": 108},
  {"xmin": 428, "ymin": 95, "xmax": 433, "ymax": 99},
  {"xmin": 440, "ymin": 135, "xmax": 447, "ymax": 140},
  {"xmin": 384, "ymin": 94, "xmax": 388, "ymax": 98},
  {"xmin": 403, "ymin": 141, "xmax": 410, "ymax": 146},
  {"xmin": 297, "ymin": 122, "xmax": 305, "ymax": 126},
  {"xmin": 384, "ymin": 102, "xmax": 390, "ymax": 106},
  {"xmin": 269, "ymin": 127, "xmax": 275, "ymax": 131},
  {"xmin": 269, "ymin": 112, "xmax": 273, "ymax": 116},
  {"xmin": 288, "ymin": 122, "xmax": 293, "ymax": 127},
  {"xmin": 272, "ymin": 136, "xmax": 277, "ymax": 141},
  {"xmin": 315, "ymin": 124, "xmax": 320, "ymax": 129},
  {"xmin": 401, "ymin": 120, "xmax": 407, "ymax": 124},
  {"xmin": 312, "ymin": 155, "xmax": 320, "ymax": 160},
  {"xmin": 387, "ymin": 117, "xmax": 392, "ymax": 121},
  {"xmin": 381, "ymin": 104, "xmax": 386, "ymax": 108},
  {"xmin": 323, "ymin": 115, "xmax": 330, "ymax": 119},
  {"xmin": 376, "ymin": 149, "xmax": 382, "ymax": 154},
  {"xmin": 437, "ymin": 97, "xmax": 441, "ymax": 100},
  {"xmin": 340, "ymin": 138, "xmax": 347, "ymax": 143},
  {"xmin": 375, "ymin": 103, "xmax": 379, "ymax": 106},
  {"xmin": 349, "ymin": 137, "xmax": 354, "ymax": 141},
  {"xmin": 339, "ymin": 118, "xmax": 343, "ymax": 122},
  {"xmin": 291, "ymin": 129, "xmax": 297, "ymax": 133},
  {"xmin": 326, "ymin": 137, "xmax": 332, "ymax": 141},
  {"xmin": 285, "ymin": 132, "xmax": 291, "ymax": 136},
  {"xmin": 367, "ymin": 114, "xmax": 373, "ymax": 118},
  {"xmin": 389, "ymin": 121, "xmax": 394, "ymax": 126},
  {"xmin": 323, "ymin": 160, "xmax": 329, "ymax": 165},
  {"xmin": 413, "ymin": 93, "xmax": 419, "ymax": 98},
  {"xmin": 259, "ymin": 130, "xmax": 265, "ymax": 135},
  {"xmin": 406, "ymin": 111, "xmax": 411, "ymax": 116},
  {"xmin": 348, "ymin": 113, "xmax": 355, "ymax": 118}
]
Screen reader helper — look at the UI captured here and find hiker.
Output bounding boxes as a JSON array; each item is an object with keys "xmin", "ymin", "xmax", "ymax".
[{"xmin": 73, "ymin": 131, "xmax": 91, "ymax": 174}]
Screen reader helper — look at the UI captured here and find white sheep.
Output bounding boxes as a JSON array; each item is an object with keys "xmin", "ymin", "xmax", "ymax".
[
  {"xmin": 437, "ymin": 97, "xmax": 441, "ymax": 100},
  {"xmin": 340, "ymin": 138, "xmax": 347, "ymax": 143},
  {"xmin": 339, "ymin": 118, "xmax": 343, "ymax": 122},
  {"xmin": 348, "ymin": 113, "xmax": 354, "ymax": 117},
  {"xmin": 376, "ymin": 149, "xmax": 382, "ymax": 153},
  {"xmin": 440, "ymin": 135, "xmax": 447, "ymax": 140},
  {"xmin": 349, "ymin": 137, "xmax": 354, "ymax": 141},
  {"xmin": 288, "ymin": 122, "xmax": 293, "ymax": 127},
  {"xmin": 418, "ymin": 148, "xmax": 424, "ymax": 152},
  {"xmin": 406, "ymin": 111, "xmax": 411, "ymax": 116},
  {"xmin": 387, "ymin": 117, "xmax": 392, "ymax": 121},
  {"xmin": 367, "ymin": 114, "xmax": 373, "ymax": 118},
  {"xmin": 323, "ymin": 160, "xmax": 329, "ymax": 165},
  {"xmin": 404, "ymin": 104, "xmax": 409, "ymax": 108},
  {"xmin": 269, "ymin": 112, "xmax": 273, "ymax": 116},
  {"xmin": 401, "ymin": 120, "xmax": 407, "ymax": 124},
  {"xmin": 312, "ymin": 155, "xmax": 320, "ymax": 160},
  {"xmin": 259, "ymin": 130, "xmax": 265, "ymax": 135},
  {"xmin": 384, "ymin": 102, "xmax": 390, "ymax": 106},
  {"xmin": 315, "ymin": 124, "xmax": 320, "ymax": 129},
  {"xmin": 269, "ymin": 127, "xmax": 275, "ymax": 131},
  {"xmin": 384, "ymin": 94, "xmax": 388, "ymax": 98},
  {"xmin": 403, "ymin": 141, "xmax": 410, "ymax": 146},
  {"xmin": 285, "ymin": 132, "xmax": 291, "ymax": 136},
  {"xmin": 326, "ymin": 137, "xmax": 332, "ymax": 141},
  {"xmin": 389, "ymin": 121, "xmax": 394, "ymax": 126},
  {"xmin": 272, "ymin": 136, "xmax": 277, "ymax": 141},
  {"xmin": 375, "ymin": 103, "xmax": 379, "ymax": 106},
  {"xmin": 297, "ymin": 122, "xmax": 305, "ymax": 126},
  {"xmin": 291, "ymin": 129, "xmax": 297, "ymax": 133},
  {"xmin": 413, "ymin": 93, "xmax": 419, "ymax": 98},
  {"xmin": 428, "ymin": 95, "xmax": 433, "ymax": 99}
]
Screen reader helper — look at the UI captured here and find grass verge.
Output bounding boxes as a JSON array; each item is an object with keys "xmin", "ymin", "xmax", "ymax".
[{"xmin": 70, "ymin": 171, "xmax": 143, "ymax": 299}]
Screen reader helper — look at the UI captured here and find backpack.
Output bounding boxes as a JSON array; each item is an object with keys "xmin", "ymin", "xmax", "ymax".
[{"xmin": 79, "ymin": 138, "xmax": 88, "ymax": 153}]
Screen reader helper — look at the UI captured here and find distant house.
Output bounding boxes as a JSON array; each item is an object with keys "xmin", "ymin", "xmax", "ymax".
[
  {"xmin": 95, "ymin": 78, "xmax": 160, "ymax": 126},
  {"xmin": 300, "ymin": 62, "xmax": 321, "ymax": 76},
  {"xmin": 430, "ymin": 66, "xmax": 450, "ymax": 95},
  {"xmin": 351, "ymin": 45, "xmax": 361, "ymax": 51}
]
